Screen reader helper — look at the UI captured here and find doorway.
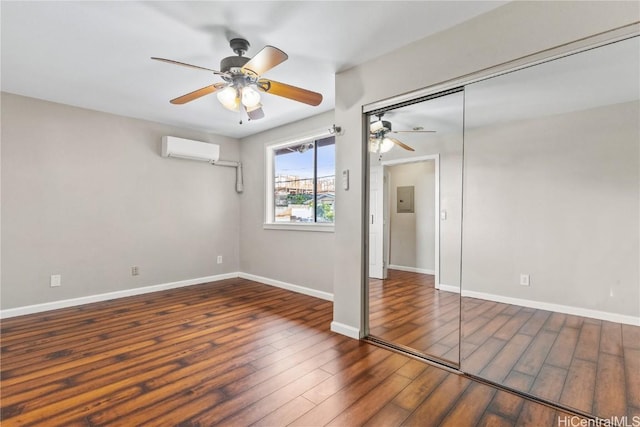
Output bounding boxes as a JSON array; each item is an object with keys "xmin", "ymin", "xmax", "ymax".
[{"xmin": 383, "ymin": 156, "xmax": 439, "ymax": 286}]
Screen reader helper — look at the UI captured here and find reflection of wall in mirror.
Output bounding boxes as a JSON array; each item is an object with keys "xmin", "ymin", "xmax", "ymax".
[
  {"xmin": 462, "ymin": 100, "xmax": 639, "ymax": 321},
  {"xmin": 388, "ymin": 162, "xmax": 434, "ymax": 272}
]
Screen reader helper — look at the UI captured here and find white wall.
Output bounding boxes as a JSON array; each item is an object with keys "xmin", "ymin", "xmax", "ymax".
[
  {"xmin": 1, "ymin": 93, "xmax": 241, "ymax": 309},
  {"xmin": 388, "ymin": 161, "xmax": 435, "ymax": 272},
  {"xmin": 462, "ymin": 100, "xmax": 639, "ymax": 317},
  {"xmin": 333, "ymin": 1, "xmax": 640, "ymax": 335},
  {"xmin": 239, "ymin": 111, "xmax": 335, "ymax": 297}
]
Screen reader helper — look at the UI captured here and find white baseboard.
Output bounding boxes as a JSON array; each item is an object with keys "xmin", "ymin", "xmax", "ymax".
[
  {"xmin": 1, "ymin": 272, "xmax": 334, "ymax": 319},
  {"xmin": 238, "ymin": 272, "xmax": 333, "ymax": 301},
  {"xmin": 0, "ymin": 273, "xmax": 239, "ymax": 319},
  {"xmin": 330, "ymin": 321, "xmax": 362, "ymax": 339},
  {"xmin": 438, "ymin": 283, "xmax": 461, "ymax": 294},
  {"xmin": 388, "ymin": 265, "xmax": 435, "ymax": 275},
  {"xmin": 462, "ymin": 289, "xmax": 640, "ymax": 326}
]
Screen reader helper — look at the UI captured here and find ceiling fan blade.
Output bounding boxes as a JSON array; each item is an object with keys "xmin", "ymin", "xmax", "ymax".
[
  {"xmin": 170, "ymin": 83, "xmax": 226, "ymax": 104},
  {"xmin": 245, "ymin": 105, "xmax": 265, "ymax": 120},
  {"xmin": 258, "ymin": 79, "xmax": 323, "ymax": 106},
  {"xmin": 389, "ymin": 137, "xmax": 415, "ymax": 152},
  {"xmin": 151, "ymin": 57, "xmax": 225, "ymax": 75},
  {"xmin": 241, "ymin": 46, "xmax": 288, "ymax": 77},
  {"xmin": 390, "ymin": 130, "xmax": 437, "ymax": 133}
]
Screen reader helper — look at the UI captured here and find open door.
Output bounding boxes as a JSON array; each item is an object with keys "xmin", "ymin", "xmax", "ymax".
[{"xmin": 369, "ymin": 165, "xmax": 388, "ymax": 279}]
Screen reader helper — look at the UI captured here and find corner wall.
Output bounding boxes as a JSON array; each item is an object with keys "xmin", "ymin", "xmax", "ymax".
[
  {"xmin": 1, "ymin": 93, "xmax": 241, "ymax": 309},
  {"xmin": 239, "ymin": 111, "xmax": 335, "ymax": 298}
]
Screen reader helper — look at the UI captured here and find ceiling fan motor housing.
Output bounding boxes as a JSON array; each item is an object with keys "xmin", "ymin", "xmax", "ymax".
[
  {"xmin": 229, "ymin": 38, "xmax": 250, "ymax": 55},
  {"xmin": 220, "ymin": 38, "xmax": 252, "ymax": 73},
  {"xmin": 220, "ymin": 55, "xmax": 250, "ymax": 73}
]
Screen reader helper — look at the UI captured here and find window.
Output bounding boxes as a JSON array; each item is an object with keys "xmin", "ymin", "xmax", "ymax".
[{"xmin": 266, "ymin": 133, "xmax": 335, "ymax": 229}]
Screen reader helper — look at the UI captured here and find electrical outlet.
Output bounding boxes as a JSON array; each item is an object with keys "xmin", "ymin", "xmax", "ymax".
[
  {"xmin": 217, "ymin": 255, "xmax": 223, "ymax": 264},
  {"xmin": 50, "ymin": 274, "xmax": 61, "ymax": 287},
  {"xmin": 520, "ymin": 274, "xmax": 530, "ymax": 286},
  {"xmin": 131, "ymin": 266, "xmax": 139, "ymax": 276}
]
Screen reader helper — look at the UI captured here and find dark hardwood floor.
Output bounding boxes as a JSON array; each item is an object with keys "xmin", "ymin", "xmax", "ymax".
[
  {"xmin": 369, "ymin": 269, "xmax": 460, "ymax": 364},
  {"xmin": 1, "ymin": 277, "xmax": 584, "ymax": 426},
  {"xmin": 367, "ymin": 269, "xmax": 638, "ymax": 421},
  {"xmin": 462, "ymin": 296, "xmax": 640, "ymax": 420}
]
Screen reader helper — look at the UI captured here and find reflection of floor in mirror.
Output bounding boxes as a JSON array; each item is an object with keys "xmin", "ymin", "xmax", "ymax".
[
  {"xmin": 462, "ymin": 296, "xmax": 640, "ymax": 420},
  {"xmin": 368, "ymin": 269, "xmax": 460, "ymax": 363}
]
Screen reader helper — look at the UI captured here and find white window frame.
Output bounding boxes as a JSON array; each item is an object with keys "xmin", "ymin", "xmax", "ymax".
[{"xmin": 264, "ymin": 129, "xmax": 335, "ymax": 232}]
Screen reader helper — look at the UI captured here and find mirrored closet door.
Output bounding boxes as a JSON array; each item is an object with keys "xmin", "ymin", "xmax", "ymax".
[
  {"xmin": 460, "ymin": 36, "xmax": 640, "ymax": 418},
  {"xmin": 366, "ymin": 90, "xmax": 464, "ymax": 367}
]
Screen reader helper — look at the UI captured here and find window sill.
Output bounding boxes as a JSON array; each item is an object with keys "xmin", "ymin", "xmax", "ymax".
[{"xmin": 263, "ymin": 223, "xmax": 335, "ymax": 233}]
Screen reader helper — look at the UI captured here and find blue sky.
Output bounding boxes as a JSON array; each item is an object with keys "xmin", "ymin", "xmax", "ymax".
[{"xmin": 275, "ymin": 144, "xmax": 335, "ymax": 179}]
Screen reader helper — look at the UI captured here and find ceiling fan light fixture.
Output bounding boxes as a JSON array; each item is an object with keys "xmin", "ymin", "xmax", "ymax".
[
  {"xmin": 245, "ymin": 103, "xmax": 263, "ymax": 112},
  {"xmin": 368, "ymin": 137, "xmax": 394, "ymax": 154},
  {"xmin": 241, "ymin": 85, "xmax": 261, "ymax": 108},
  {"xmin": 155, "ymin": 37, "xmax": 323, "ymax": 120},
  {"xmin": 380, "ymin": 137, "xmax": 394, "ymax": 153},
  {"xmin": 217, "ymin": 86, "xmax": 240, "ymax": 111}
]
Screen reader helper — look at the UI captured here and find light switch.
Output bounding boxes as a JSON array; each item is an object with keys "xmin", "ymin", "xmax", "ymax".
[
  {"xmin": 440, "ymin": 210, "xmax": 447, "ymax": 220},
  {"xmin": 342, "ymin": 169, "xmax": 349, "ymax": 190}
]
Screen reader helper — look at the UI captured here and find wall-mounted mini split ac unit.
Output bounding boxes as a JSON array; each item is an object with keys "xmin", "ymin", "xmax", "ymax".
[{"xmin": 161, "ymin": 136, "xmax": 220, "ymax": 163}]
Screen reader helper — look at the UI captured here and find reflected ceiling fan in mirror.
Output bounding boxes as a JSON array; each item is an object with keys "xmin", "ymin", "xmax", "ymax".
[
  {"xmin": 369, "ymin": 113, "xmax": 435, "ymax": 154},
  {"xmin": 152, "ymin": 38, "xmax": 323, "ymax": 121}
]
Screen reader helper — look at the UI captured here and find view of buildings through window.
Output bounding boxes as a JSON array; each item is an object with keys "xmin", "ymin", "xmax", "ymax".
[{"xmin": 273, "ymin": 136, "xmax": 335, "ymax": 223}]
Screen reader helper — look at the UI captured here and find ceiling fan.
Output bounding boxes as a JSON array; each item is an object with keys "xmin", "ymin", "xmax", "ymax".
[
  {"xmin": 152, "ymin": 38, "xmax": 323, "ymax": 121},
  {"xmin": 369, "ymin": 113, "xmax": 436, "ymax": 154}
]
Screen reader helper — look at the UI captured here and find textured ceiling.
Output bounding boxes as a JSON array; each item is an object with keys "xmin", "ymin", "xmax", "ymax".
[{"xmin": 1, "ymin": 1, "xmax": 506, "ymax": 138}]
